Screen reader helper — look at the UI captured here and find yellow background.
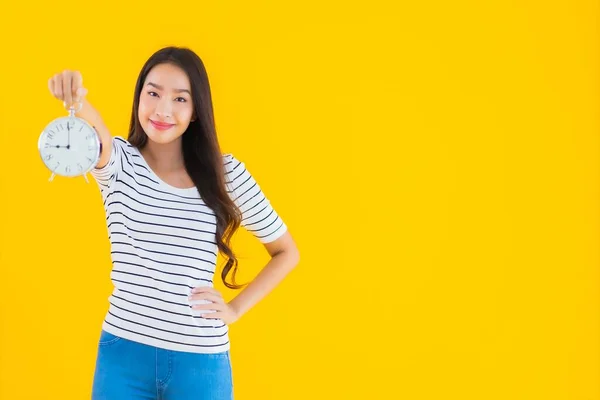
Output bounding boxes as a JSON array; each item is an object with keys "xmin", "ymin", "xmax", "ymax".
[{"xmin": 0, "ymin": 1, "xmax": 598, "ymax": 399}]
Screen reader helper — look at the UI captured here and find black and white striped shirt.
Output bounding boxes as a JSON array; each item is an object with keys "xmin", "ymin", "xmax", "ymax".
[{"xmin": 90, "ymin": 136, "xmax": 287, "ymax": 354}]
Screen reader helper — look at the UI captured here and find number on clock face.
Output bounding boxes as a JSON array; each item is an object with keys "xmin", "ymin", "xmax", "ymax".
[{"xmin": 39, "ymin": 117, "xmax": 100, "ymax": 177}]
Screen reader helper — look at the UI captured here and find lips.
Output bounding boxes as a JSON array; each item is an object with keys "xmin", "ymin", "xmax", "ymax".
[{"xmin": 150, "ymin": 120, "xmax": 175, "ymax": 130}]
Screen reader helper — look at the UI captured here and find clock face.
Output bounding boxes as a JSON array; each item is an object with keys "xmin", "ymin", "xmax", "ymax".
[{"xmin": 38, "ymin": 116, "xmax": 101, "ymax": 177}]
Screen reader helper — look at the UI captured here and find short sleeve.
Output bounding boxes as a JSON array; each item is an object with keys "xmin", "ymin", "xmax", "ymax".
[
  {"xmin": 224, "ymin": 153, "xmax": 288, "ymax": 243},
  {"xmin": 89, "ymin": 135, "xmax": 126, "ymax": 191}
]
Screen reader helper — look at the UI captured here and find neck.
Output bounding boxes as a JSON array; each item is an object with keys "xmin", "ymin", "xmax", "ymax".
[{"xmin": 140, "ymin": 137, "xmax": 185, "ymax": 172}]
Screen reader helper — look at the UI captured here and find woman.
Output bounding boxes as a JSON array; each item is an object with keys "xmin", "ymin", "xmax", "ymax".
[{"xmin": 47, "ymin": 46, "xmax": 300, "ymax": 400}]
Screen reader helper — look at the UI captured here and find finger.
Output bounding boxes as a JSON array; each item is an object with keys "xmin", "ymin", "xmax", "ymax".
[
  {"xmin": 55, "ymin": 74, "xmax": 63, "ymax": 100},
  {"xmin": 190, "ymin": 290, "xmax": 223, "ymax": 299},
  {"xmin": 192, "ymin": 302, "xmax": 224, "ymax": 311},
  {"xmin": 191, "ymin": 286, "xmax": 219, "ymax": 295},
  {"xmin": 201, "ymin": 312, "xmax": 223, "ymax": 319},
  {"xmin": 62, "ymin": 70, "xmax": 72, "ymax": 106},
  {"xmin": 190, "ymin": 293, "xmax": 224, "ymax": 304},
  {"xmin": 72, "ymin": 71, "xmax": 83, "ymax": 102},
  {"xmin": 48, "ymin": 77, "xmax": 55, "ymax": 97}
]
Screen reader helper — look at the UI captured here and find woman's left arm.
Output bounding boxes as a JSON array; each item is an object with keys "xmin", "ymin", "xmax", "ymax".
[
  {"xmin": 189, "ymin": 231, "xmax": 300, "ymax": 323},
  {"xmin": 227, "ymin": 231, "xmax": 300, "ymax": 319}
]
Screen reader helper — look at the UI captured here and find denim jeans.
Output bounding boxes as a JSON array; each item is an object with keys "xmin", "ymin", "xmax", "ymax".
[{"xmin": 91, "ymin": 330, "xmax": 234, "ymax": 400}]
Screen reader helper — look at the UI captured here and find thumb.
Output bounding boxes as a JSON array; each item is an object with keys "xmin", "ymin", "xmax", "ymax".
[{"xmin": 75, "ymin": 87, "xmax": 88, "ymax": 103}]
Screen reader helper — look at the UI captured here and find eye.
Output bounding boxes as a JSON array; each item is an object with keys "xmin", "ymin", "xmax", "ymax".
[{"xmin": 147, "ymin": 91, "xmax": 186, "ymax": 102}]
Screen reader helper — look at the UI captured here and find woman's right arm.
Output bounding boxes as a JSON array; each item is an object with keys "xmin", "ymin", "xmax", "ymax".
[
  {"xmin": 74, "ymin": 98, "xmax": 113, "ymax": 169},
  {"xmin": 48, "ymin": 70, "xmax": 113, "ymax": 169}
]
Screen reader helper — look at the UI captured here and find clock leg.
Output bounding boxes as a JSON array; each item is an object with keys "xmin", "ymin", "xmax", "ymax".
[
  {"xmin": 48, "ymin": 172, "xmax": 55, "ymax": 182},
  {"xmin": 83, "ymin": 174, "xmax": 89, "ymax": 184}
]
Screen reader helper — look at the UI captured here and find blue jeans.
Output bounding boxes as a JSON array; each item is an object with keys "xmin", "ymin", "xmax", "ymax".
[{"xmin": 92, "ymin": 330, "xmax": 234, "ymax": 399}]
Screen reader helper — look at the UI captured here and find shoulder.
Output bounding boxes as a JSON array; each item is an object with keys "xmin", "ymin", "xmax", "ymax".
[
  {"xmin": 109, "ymin": 135, "xmax": 136, "ymax": 157},
  {"xmin": 113, "ymin": 135, "xmax": 132, "ymax": 149},
  {"xmin": 222, "ymin": 152, "xmax": 236, "ymax": 165},
  {"xmin": 222, "ymin": 153, "xmax": 244, "ymax": 175}
]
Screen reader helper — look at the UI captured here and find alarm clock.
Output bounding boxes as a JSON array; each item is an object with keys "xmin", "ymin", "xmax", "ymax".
[{"xmin": 38, "ymin": 101, "xmax": 102, "ymax": 182}]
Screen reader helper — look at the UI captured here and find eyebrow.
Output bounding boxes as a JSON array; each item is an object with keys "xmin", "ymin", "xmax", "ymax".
[{"xmin": 146, "ymin": 82, "xmax": 191, "ymax": 95}]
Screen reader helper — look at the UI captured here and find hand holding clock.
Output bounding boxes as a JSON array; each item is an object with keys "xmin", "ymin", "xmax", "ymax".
[
  {"xmin": 39, "ymin": 69, "xmax": 102, "ymax": 180},
  {"xmin": 48, "ymin": 70, "xmax": 88, "ymax": 110}
]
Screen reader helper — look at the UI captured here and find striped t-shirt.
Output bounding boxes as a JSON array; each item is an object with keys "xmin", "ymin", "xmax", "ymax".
[{"xmin": 89, "ymin": 136, "xmax": 287, "ymax": 354}]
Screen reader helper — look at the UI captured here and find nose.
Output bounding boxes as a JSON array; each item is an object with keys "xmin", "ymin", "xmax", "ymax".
[{"xmin": 154, "ymin": 97, "xmax": 173, "ymax": 120}]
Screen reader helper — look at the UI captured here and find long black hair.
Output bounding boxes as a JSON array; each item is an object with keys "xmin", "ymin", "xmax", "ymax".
[{"xmin": 127, "ymin": 46, "xmax": 245, "ymax": 290}]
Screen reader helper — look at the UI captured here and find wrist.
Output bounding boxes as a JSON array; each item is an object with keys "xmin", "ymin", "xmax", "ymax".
[
  {"xmin": 228, "ymin": 301, "xmax": 243, "ymax": 320},
  {"xmin": 75, "ymin": 98, "xmax": 104, "ymax": 127}
]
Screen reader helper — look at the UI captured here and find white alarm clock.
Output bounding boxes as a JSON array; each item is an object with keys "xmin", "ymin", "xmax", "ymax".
[{"xmin": 38, "ymin": 101, "xmax": 102, "ymax": 182}]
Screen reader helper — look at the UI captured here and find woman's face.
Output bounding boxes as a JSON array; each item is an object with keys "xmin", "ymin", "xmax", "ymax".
[{"xmin": 138, "ymin": 63, "xmax": 196, "ymax": 145}]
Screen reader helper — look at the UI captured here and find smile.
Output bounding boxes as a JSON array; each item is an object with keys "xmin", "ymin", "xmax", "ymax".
[{"xmin": 150, "ymin": 120, "xmax": 175, "ymax": 131}]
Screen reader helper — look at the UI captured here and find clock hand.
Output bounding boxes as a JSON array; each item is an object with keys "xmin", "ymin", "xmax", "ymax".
[{"xmin": 67, "ymin": 122, "xmax": 71, "ymax": 149}]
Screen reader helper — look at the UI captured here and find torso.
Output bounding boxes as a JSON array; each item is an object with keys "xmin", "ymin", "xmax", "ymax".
[
  {"xmin": 154, "ymin": 168, "xmax": 195, "ymax": 190},
  {"xmin": 139, "ymin": 148, "xmax": 195, "ymax": 190},
  {"xmin": 89, "ymin": 136, "xmax": 287, "ymax": 354}
]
